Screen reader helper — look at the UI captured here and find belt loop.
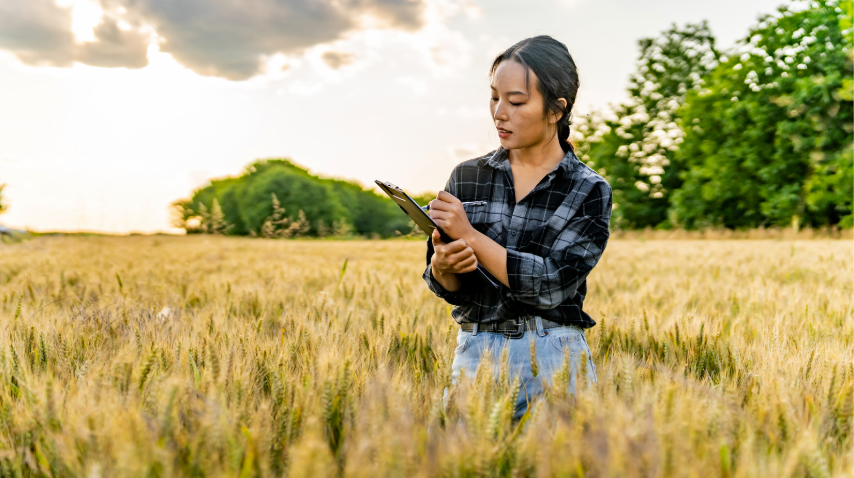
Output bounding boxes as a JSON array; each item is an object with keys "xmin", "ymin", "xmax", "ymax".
[
  {"xmin": 534, "ymin": 316, "xmax": 546, "ymax": 337},
  {"xmin": 472, "ymin": 322, "xmax": 479, "ymax": 336}
]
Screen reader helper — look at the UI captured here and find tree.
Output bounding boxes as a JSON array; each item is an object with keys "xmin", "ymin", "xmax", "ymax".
[
  {"xmin": 573, "ymin": 22, "xmax": 720, "ymax": 229},
  {"xmin": 237, "ymin": 162, "xmax": 348, "ymax": 236},
  {"xmin": 672, "ymin": 0, "xmax": 853, "ymax": 229},
  {"xmin": 172, "ymin": 157, "xmax": 417, "ymax": 238}
]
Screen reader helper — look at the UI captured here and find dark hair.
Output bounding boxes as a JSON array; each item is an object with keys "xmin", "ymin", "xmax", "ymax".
[{"xmin": 490, "ymin": 35, "xmax": 579, "ymax": 153}]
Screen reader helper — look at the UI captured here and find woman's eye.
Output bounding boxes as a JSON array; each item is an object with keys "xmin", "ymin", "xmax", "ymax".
[{"xmin": 490, "ymin": 97, "xmax": 521, "ymax": 106}]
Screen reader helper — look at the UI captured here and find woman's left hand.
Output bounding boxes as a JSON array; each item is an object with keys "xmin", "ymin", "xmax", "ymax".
[{"xmin": 429, "ymin": 191, "xmax": 476, "ymax": 241}]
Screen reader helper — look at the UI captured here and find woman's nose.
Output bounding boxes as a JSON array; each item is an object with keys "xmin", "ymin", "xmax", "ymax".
[{"xmin": 493, "ymin": 102, "xmax": 508, "ymax": 121}]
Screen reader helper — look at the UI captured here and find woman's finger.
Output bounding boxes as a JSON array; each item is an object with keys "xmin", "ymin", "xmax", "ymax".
[
  {"xmin": 458, "ymin": 254, "xmax": 477, "ymax": 268},
  {"xmin": 429, "ymin": 198, "xmax": 457, "ymax": 212},
  {"xmin": 430, "ymin": 210, "xmax": 448, "ymax": 223},
  {"xmin": 438, "ymin": 238, "xmax": 466, "ymax": 256},
  {"xmin": 454, "ymin": 256, "xmax": 477, "ymax": 273},
  {"xmin": 448, "ymin": 246, "xmax": 474, "ymax": 265}
]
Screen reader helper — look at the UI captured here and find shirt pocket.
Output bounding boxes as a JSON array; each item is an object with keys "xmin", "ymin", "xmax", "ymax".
[
  {"xmin": 464, "ymin": 201, "xmax": 488, "ymax": 222},
  {"xmin": 466, "ymin": 203, "xmax": 503, "ymax": 242}
]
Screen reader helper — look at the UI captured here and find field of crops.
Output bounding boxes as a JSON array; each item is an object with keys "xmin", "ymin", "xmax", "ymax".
[{"xmin": 0, "ymin": 235, "xmax": 850, "ymax": 477}]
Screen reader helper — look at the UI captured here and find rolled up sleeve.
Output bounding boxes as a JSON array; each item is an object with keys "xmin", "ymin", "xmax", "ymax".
[
  {"xmin": 422, "ymin": 245, "xmax": 474, "ymax": 306},
  {"xmin": 506, "ymin": 181, "xmax": 612, "ymax": 309}
]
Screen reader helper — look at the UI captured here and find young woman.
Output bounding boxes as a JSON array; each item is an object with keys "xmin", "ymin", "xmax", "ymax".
[{"xmin": 422, "ymin": 35, "xmax": 613, "ymax": 420}]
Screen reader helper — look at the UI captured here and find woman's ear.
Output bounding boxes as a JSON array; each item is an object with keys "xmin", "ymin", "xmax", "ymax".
[{"xmin": 550, "ymin": 98, "xmax": 568, "ymax": 124}]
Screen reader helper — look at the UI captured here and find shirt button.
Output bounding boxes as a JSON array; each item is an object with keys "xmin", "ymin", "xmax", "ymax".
[{"xmin": 510, "ymin": 230, "xmax": 517, "ymax": 236}]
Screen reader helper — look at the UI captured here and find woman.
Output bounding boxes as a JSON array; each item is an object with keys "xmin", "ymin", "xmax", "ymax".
[{"xmin": 422, "ymin": 35, "xmax": 612, "ymax": 420}]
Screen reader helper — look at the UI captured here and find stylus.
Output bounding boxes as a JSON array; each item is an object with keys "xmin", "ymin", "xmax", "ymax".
[{"xmin": 420, "ymin": 201, "xmax": 487, "ymax": 211}]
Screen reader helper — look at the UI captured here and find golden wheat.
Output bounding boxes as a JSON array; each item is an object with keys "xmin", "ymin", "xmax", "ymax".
[{"xmin": 0, "ymin": 235, "xmax": 850, "ymax": 477}]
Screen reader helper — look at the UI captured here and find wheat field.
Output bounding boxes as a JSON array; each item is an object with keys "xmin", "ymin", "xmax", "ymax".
[{"xmin": 0, "ymin": 235, "xmax": 850, "ymax": 477}]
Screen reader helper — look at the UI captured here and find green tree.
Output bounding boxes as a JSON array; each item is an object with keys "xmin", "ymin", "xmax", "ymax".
[
  {"xmin": 172, "ymin": 157, "xmax": 420, "ymax": 238},
  {"xmin": 172, "ymin": 177, "xmax": 246, "ymax": 234},
  {"xmin": 237, "ymin": 161, "xmax": 348, "ymax": 236},
  {"xmin": 573, "ymin": 22, "xmax": 720, "ymax": 229},
  {"xmin": 672, "ymin": 0, "xmax": 853, "ymax": 229}
]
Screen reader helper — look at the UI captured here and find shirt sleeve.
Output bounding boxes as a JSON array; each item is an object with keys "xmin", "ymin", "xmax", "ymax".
[
  {"xmin": 505, "ymin": 180, "xmax": 612, "ymax": 309},
  {"xmin": 421, "ymin": 167, "xmax": 475, "ymax": 305}
]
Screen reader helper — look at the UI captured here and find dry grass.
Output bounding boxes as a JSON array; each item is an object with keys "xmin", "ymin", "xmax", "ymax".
[{"xmin": 0, "ymin": 235, "xmax": 850, "ymax": 477}]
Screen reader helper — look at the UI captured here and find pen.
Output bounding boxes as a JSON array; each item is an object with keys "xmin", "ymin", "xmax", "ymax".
[{"xmin": 420, "ymin": 200, "xmax": 487, "ymax": 211}]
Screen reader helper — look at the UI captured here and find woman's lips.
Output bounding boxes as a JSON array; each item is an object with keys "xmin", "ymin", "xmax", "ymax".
[{"xmin": 497, "ymin": 128, "xmax": 511, "ymax": 138}]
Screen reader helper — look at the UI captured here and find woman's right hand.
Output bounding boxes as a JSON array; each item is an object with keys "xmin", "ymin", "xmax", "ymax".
[{"xmin": 431, "ymin": 229, "xmax": 479, "ymax": 275}]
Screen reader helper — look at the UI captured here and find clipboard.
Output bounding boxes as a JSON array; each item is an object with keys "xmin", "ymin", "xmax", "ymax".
[{"xmin": 375, "ymin": 179, "xmax": 500, "ymax": 289}]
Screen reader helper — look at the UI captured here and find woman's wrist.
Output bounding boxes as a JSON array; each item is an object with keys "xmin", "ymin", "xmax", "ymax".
[
  {"xmin": 431, "ymin": 261, "xmax": 462, "ymax": 292},
  {"xmin": 462, "ymin": 228, "xmax": 483, "ymax": 253}
]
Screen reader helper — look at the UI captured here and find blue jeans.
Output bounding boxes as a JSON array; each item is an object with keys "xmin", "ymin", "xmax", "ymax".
[{"xmin": 442, "ymin": 317, "xmax": 597, "ymax": 420}]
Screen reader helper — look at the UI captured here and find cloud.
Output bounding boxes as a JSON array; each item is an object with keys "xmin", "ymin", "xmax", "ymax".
[
  {"xmin": 352, "ymin": 0, "xmax": 424, "ymax": 29},
  {"xmin": 321, "ymin": 51, "xmax": 356, "ymax": 69},
  {"xmin": 0, "ymin": 0, "xmax": 440, "ymax": 80},
  {"xmin": 75, "ymin": 14, "xmax": 150, "ymax": 68},
  {"xmin": 0, "ymin": 0, "xmax": 76, "ymax": 67},
  {"xmin": 0, "ymin": 0, "xmax": 149, "ymax": 69}
]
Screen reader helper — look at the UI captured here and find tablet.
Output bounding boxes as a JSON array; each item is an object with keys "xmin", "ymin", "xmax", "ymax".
[{"xmin": 375, "ymin": 179, "xmax": 500, "ymax": 289}]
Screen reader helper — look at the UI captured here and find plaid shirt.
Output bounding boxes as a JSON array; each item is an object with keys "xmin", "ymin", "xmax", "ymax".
[{"xmin": 422, "ymin": 144, "xmax": 612, "ymax": 329}]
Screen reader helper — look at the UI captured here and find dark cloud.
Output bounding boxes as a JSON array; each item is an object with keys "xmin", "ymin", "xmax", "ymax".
[
  {"xmin": 321, "ymin": 51, "xmax": 355, "ymax": 69},
  {"xmin": 0, "ymin": 0, "xmax": 75, "ymax": 67},
  {"xmin": 76, "ymin": 16, "xmax": 150, "ymax": 68},
  {"xmin": 0, "ymin": 0, "xmax": 149, "ymax": 69},
  {"xmin": 0, "ymin": 0, "xmax": 428, "ymax": 80}
]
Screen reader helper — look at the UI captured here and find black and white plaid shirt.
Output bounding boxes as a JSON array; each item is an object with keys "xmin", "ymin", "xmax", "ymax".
[{"xmin": 422, "ymin": 144, "xmax": 612, "ymax": 329}]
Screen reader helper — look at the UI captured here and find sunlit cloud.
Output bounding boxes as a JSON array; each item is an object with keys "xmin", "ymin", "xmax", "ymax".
[
  {"xmin": 63, "ymin": 0, "xmax": 101, "ymax": 42},
  {"xmin": 321, "ymin": 51, "xmax": 356, "ymax": 69}
]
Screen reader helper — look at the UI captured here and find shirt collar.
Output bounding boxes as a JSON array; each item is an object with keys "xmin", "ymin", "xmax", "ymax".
[{"xmin": 477, "ymin": 144, "xmax": 578, "ymax": 179}]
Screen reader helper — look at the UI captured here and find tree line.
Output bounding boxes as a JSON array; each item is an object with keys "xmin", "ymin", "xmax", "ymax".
[
  {"xmin": 572, "ymin": 0, "xmax": 852, "ymax": 230},
  {"xmin": 172, "ymin": 159, "xmax": 436, "ymax": 238},
  {"xmin": 174, "ymin": 0, "xmax": 851, "ymax": 237}
]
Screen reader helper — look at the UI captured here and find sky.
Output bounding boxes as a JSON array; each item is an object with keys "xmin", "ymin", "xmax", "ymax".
[{"xmin": 0, "ymin": 0, "xmax": 788, "ymax": 234}]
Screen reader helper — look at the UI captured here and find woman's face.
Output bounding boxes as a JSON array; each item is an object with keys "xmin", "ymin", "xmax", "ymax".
[{"xmin": 490, "ymin": 60, "xmax": 561, "ymax": 150}]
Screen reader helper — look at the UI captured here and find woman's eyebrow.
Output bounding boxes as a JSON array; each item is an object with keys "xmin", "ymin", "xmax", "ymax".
[{"xmin": 490, "ymin": 85, "xmax": 528, "ymax": 96}]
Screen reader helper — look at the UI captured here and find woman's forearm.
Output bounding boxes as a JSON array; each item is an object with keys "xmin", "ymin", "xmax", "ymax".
[{"xmin": 462, "ymin": 229, "xmax": 510, "ymax": 288}]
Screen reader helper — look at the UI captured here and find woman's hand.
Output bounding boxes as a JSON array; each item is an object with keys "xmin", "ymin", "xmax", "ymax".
[
  {"xmin": 428, "ymin": 191, "xmax": 476, "ymax": 241},
  {"xmin": 430, "ymin": 229, "xmax": 478, "ymax": 275}
]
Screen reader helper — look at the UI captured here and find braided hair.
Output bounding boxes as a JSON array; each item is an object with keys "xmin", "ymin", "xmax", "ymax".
[{"xmin": 490, "ymin": 35, "xmax": 579, "ymax": 153}]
